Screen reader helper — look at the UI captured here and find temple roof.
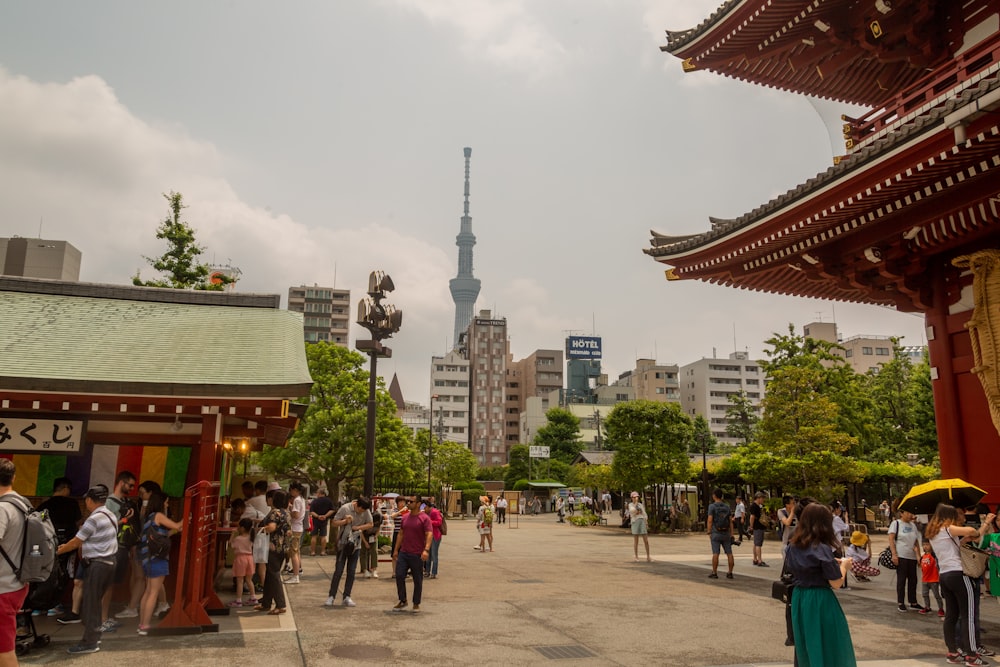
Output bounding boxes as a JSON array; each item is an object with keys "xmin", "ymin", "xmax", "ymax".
[
  {"xmin": 663, "ymin": 0, "xmax": 955, "ymax": 106},
  {"xmin": 0, "ymin": 277, "xmax": 313, "ymax": 397},
  {"xmin": 646, "ymin": 71, "xmax": 1000, "ymax": 310}
]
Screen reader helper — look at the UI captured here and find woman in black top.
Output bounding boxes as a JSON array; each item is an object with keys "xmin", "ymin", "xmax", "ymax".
[{"xmin": 785, "ymin": 502, "xmax": 856, "ymax": 667}]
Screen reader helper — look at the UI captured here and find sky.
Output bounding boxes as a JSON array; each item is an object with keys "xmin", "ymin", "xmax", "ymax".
[{"xmin": 0, "ymin": 1, "xmax": 926, "ymax": 406}]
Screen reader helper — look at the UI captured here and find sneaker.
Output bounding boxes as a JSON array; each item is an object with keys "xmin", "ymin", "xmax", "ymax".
[
  {"xmin": 137, "ymin": 625, "xmax": 149, "ymax": 636},
  {"xmin": 946, "ymin": 653, "xmax": 964, "ymax": 664},
  {"xmin": 67, "ymin": 644, "xmax": 100, "ymax": 655},
  {"xmin": 364, "ymin": 571, "xmax": 372, "ymax": 579},
  {"xmin": 57, "ymin": 612, "xmax": 81, "ymax": 625},
  {"xmin": 918, "ymin": 607, "xmax": 929, "ymax": 615},
  {"xmin": 285, "ymin": 576, "xmax": 300, "ymax": 584},
  {"xmin": 228, "ymin": 600, "xmax": 243, "ymax": 607},
  {"xmin": 759, "ymin": 561, "xmax": 770, "ymax": 567},
  {"xmin": 392, "ymin": 601, "xmax": 407, "ymax": 612},
  {"xmin": 428, "ymin": 574, "xmax": 437, "ymax": 579},
  {"xmin": 324, "ymin": 596, "xmax": 334, "ymax": 607},
  {"xmin": 411, "ymin": 604, "xmax": 420, "ymax": 613},
  {"xmin": 897, "ymin": 604, "xmax": 908, "ymax": 613},
  {"xmin": 939, "ymin": 609, "xmax": 947, "ymax": 618},
  {"xmin": 372, "ymin": 571, "xmax": 379, "ymax": 579},
  {"xmin": 909, "ymin": 604, "xmax": 926, "ymax": 612},
  {"xmin": 708, "ymin": 572, "xmax": 719, "ymax": 579},
  {"xmin": 342, "ymin": 596, "xmax": 356, "ymax": 607},
  {"xmin": 965, "ymin": 655, "xmax": 990, "ymax": 665},
  {"xmin": 979, "ymin": 647, "xmax": 997, "ymax": 657},
  {"xmin": 99, "ymin": 620, "xmax": 118, "ymax": 633},
  {"xmin": 726, "ymin": 572, "xmax": 734, "ymax": 579},
  {"xmin": 156, "ymin": 602, "xmax": 171, "ymax": 615},
  {"xmin": 248, "ymin": 597, "xmax": 259, "ymax": 605},
  {"xmin": 115, "ymin": 607, "xmax": 139, "ymax": 619}
]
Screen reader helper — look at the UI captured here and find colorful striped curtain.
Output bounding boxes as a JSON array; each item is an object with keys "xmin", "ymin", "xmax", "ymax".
[{"xmin": 2, "ymin": 445, "xmax": 192, "ymax": 498}]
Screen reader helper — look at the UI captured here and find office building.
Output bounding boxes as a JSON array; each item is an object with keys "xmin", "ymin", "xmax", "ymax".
[
  {"xmin": 287, "ymin": 285, "xmax": 350, "ymax": 345},
  {"xmin": 679, "ymin": 351, "xmax": 764, "ymax": 445},
  {"xmin": 429, "ymin": 349, "xmax": 471, "ymax": 447},
  {"xmin": 613, "ymin": 358, "xmax": 681, "ymax": 403},
  {"xmin": 0, "ymin": 237, "xmax": 81, "ymax": 281},
  {"xmin": 467, "ymin": 310, "xmax": 508, "ymax": 465}
]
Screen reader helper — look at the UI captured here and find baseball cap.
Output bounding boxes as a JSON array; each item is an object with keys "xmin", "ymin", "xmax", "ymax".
[{"xmin": 85, "ymin": 485, "xmax": 109, "ymax": 503}]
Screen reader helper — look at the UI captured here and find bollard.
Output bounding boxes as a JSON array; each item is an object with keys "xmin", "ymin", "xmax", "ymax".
[{"xmin": 466, "ymin": 500, "xmax": 472, "ymax": 517}]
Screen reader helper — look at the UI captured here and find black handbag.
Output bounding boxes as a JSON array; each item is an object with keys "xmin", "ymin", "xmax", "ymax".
[{"xmin": 771, "ymin": 575, "xmax": 794, "ymax": 604}]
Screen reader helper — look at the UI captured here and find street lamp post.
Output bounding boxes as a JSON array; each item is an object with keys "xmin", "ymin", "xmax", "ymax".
[
  {"xmin": 698, "ymin": 430, "xmax": 709, "ymax": 521},
  {"xmin": 356, "ymin": 271, "xmax": 402, "ymax": 499}
]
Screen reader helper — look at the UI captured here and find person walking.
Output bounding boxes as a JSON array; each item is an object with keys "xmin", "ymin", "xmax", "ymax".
[
  {"xmin": 784, "ymin": 503, "xmax": 857, "ymax": 667},
  {"xmin": 706, "ymin": 488, "xmax": 735, "ymax": 579},
  {"xmin": 324, "ymin": 497, "xmax": 372, "ymax": 608},
  {"xmin": 926, "ymin": 503, "xmax": 996, "ymax": 665},
  {"xmin": 555, "ymin": 497, "xmax": 565, "ymax": 523},
  {"xmin": 424, "ymin": 500, "xmax": 442, "ymax": 579},
  {"xmin": 733, "ymin": 495, "xmax": 747, "ymax": 542},
  {"xmin": 392, "ymin": 496, "xmax": 432, "ymax": 613},
  {"xmin": 57, "ymin": 485, "xmax": 118, "ymax": 655},
  {"xmin": 889, "ymin": 509, "xmax": 924, "ymax": 612},
  {"xmin": 628, "ymin": 492, "xmax": 650, "ymax": 563}
]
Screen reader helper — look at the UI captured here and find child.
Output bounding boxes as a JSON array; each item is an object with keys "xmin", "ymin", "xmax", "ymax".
[
  {"xmin": 919, "ymin": 541, "xmax": 945, "ymax": 618},
  {"xmin": 229, "ymin": 519, "xmax": 258, "ymax": 607}
]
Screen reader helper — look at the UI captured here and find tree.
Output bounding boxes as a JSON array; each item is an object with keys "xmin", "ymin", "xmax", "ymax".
[
  {"xmin": 133, "ymin": 191, "xmax": 233, "ymax": 290},
  {"xmin": 864, "ymin": 342, "xmax": 937, "ymax": 463},
  {"xmin": 420, "ymin": 434, "xmax": 478, "ymax": 491},
  {"xmin": 691, "ymin": 414, "xmax": 719, "ymax": 454},
  {"xmin": 572, "ymin": 463, "xmax": 615, "ymax": 495},
  {"xmin": 739, "ymin": 365, "xmax": 861, "ymax": 500},
  {"xmin": 533, "ymin": 408, "xmax": 583, "ymax": 464},
  {"xmin": 504, "ymin": 445, "xmax": 530, "ymax": 488},
  {"xmin": 255, "ymin": 342, "xmax": 420, "ymax": 494},
  {"xmin": 606, "ymin": 400, "xmax": 693, "ymax": 519},
  {"xmin": 725, "ymin": 390, "xmax": 759, "ymax": 446}
]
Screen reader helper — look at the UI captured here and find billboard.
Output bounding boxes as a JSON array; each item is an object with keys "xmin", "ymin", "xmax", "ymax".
[{"xmin": 566, "ymin": 336, "xmax": 602, "ymax": 359}]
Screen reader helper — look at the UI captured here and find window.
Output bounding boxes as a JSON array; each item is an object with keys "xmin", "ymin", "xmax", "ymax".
[
  {"xmin": 845, "ymin": 349, "xmax": 853, "ymax": 358},
  {"xmin": 876, "ymin": 347, "xmax": 890, "ymax": 356},
  {"xmin": 862, "ymin": 347, "xmax": 873, "ymax": 355}
]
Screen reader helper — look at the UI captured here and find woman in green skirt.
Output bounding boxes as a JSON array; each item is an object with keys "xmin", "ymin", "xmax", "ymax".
[{"xmin": 785, "ymin": 503, "xmax": 857, "ymax": 667}]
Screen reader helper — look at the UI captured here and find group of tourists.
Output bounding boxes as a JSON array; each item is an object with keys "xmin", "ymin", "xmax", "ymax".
[{"xmin": 0, "ymin": 461, "xmax": 183, "ymax": 660}]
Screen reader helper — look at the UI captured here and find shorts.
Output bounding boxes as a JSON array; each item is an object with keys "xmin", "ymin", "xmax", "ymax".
[
  {"xmin": 141, "ymin": 556, "xmax": 169, "ymax": 579},
  {"xmin": 631, "ymin": 518, "xmax": 647, "ymax": 535},
  {"xmin": 311, "ymin": 520, "xmax": 328, "ymax": 537},
  {"xmin": 0, "ymin": 586, "xmax": 28, "ymax": 653},
  {"xmin": 711, "ymin": 531, "xmax": 733, "ymax": 555},
  {"xmin": 288, "ymin": 532, "xmax": 302, "ymax": 555},
  {"xmin": 753, "ymin": 528, "xmax": 765, "ymax": 547}
]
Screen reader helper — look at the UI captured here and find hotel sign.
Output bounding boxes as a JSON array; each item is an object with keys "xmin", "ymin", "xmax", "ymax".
[
  {"xmin": 566, "ymin": 336, "xmax": 602, "ymax": 359},
  {"xmin": 0, "ymin": 418, "xmax": 85, "ymax": 453}
]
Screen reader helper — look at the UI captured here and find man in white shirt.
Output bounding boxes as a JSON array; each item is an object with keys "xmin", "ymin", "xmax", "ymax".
[
  {"xmin": 286, "ymin": 483, "xmax": 306, "ymax": 584},
  {"xmin": 734, "ymin": 496, "xmax": 747, "ymax": 541}
]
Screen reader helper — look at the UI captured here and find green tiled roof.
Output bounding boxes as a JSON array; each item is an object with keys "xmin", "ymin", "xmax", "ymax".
[{"xmin": 0, "ymin": 281, "xmax": 312, "ymax": 397}]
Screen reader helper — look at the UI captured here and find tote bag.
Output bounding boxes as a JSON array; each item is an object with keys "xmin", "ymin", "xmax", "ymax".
[{"xmin": 252, "ymin": 530, "xmax": 269, "ymax": 563}]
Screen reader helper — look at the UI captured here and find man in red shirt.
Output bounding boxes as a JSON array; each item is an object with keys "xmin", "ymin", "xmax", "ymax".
[{"xmin": 391, "ymin": 496, "xmax": 432, "ymax": 613}]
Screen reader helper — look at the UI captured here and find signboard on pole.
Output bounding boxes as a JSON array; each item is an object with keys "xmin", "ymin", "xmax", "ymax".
[
  {"xmin": 529, "ymin": 445, "xmax": 550, "ymax": 459},
  {"xmin": 566, "ymin": 336, "xmax": 602, "ymax": 359}
]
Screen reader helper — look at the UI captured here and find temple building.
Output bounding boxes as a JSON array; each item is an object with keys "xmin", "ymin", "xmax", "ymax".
[{"xmin": 647, "ymin": 1, "xmax": 1000, "ymax": 497}]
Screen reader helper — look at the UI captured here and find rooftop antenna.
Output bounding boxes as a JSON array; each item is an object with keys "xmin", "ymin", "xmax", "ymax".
[
  {"xmin": 38, "ymin": 217, "xmax": 43, "ymax": 238},
  {"xmin": 333, "ymin": 262, "xmax": 337, "ymax": 289}
]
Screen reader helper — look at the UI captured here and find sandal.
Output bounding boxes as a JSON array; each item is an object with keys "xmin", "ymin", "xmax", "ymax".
[
  {"xmin": 268, "ymin": 608, "xmax": 286, "ymax": 615},
  {"xmin": 252, "ymin": 604, "xmax": 265, "ymax": 611}
]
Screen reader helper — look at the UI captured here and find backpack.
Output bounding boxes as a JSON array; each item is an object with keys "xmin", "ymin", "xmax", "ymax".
[
  {"xmin": 712, "ymin": 503, "xmax": 732, "ymax": 533},
  {"xmin": 142, "ymin": 516, "xmax": 171, "ymax": 560},
  {"xmin": 483, "ymin": 506, "xmax": 494, "ymax": 525},
  {"xmin": 0, "ymin": 494, "xmax": 58, "ymax": 584},
  {"xmin": 116, "ymin": 499, "xmax": 141, "ymax": 549}
]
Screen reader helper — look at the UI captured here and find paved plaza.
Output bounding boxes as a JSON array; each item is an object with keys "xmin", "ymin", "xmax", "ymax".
[{"xmin": 18, "ymin": 513, "xmax": 1000, "ymax": 666}]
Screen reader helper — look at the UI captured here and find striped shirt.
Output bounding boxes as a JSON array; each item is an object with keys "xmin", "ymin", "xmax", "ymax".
[{"xmin": 77, "ymin": 506, "xmax": 118, "ymax": 559}]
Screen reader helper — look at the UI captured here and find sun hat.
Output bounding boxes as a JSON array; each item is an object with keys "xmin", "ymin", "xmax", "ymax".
[
  {"xmin": 630, "ymin": 491, "xmax": 639, "ymax": 498},
  {"xmin": 480, "ymin": 495, "xmax": 490, "ymax": 504},
  {"xmin": 266, "ymin": 481, "xmax": 281, "ymax": 491},
  {"xmin": 850, "ymin": 531, "xmax": 869, "ymax": 547}
]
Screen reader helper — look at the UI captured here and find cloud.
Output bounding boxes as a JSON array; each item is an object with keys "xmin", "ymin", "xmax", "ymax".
[
  {"xmin": 388, "ymin": 0, "xmax": 568, "ymax": 76},
  {"xmin": 0, "ymin": 66, "xmax": 454, "ymax": 398}
]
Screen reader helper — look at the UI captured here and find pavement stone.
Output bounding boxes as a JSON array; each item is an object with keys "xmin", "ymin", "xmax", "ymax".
[{"xmin": 18, "ymin": 514, "xmax": 1000, "ymax": 666}]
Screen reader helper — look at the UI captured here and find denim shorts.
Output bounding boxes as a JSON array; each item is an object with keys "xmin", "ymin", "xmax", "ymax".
[{"xmin": 710, "ymin": 531, "xmax": 734, "ymax": 555}]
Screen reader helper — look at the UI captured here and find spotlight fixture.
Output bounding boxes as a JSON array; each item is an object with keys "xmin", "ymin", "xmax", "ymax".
[{"xmin": 170, "ymin": 416, "xmax": 183, "ymax": 433}]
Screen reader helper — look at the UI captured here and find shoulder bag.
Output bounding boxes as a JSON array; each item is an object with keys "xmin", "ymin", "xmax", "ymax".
[
  {"xmin": 878, "ymin": 546, "xmax": 897, "ymax": 570},
  {"xmin": 959, "ymin": 540, "xmax": 990, "ymax": 579}
]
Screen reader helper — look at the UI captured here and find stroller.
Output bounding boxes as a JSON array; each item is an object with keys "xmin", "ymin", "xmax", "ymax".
[{"xmin": 14, "ymin": 559, "xmax": 67, "ymax": 656}]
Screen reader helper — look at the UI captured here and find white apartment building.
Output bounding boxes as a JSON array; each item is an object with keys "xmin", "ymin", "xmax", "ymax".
[
  {"xmin": 803, "ymin": 321, "xmax": 922, "ymax": 374},
  {"xmin": 679, "ymin": 351, "xmax": 764, "ymax": 444},
  {"xmin": 429, "ymin": 349, "xmax": 470, "ymax": 447},
  {"xmin": 287, "ymin": 285, "xmax": 350, "ymax": 345}
]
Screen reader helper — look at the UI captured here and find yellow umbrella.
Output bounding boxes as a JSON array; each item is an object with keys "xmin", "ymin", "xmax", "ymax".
[{"xmin": 897, "ymin": 478, "xmax": 987, "ymax": 515}]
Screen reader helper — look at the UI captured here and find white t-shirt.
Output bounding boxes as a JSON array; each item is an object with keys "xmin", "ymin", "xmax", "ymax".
[
  {"xmin": 929, "ymin": 527, "xmax": 964, "ymax": 574},
  {"xmin": 734, "ymin": 501, "xmax": 746, "ymax": 519},
  {"xmin": 889, "ymin": 519, "xmax": 922, "ymax": 560},
  {"xmin": 289, "ymin": 495, "xmax": 306, "ymax": 532}
]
